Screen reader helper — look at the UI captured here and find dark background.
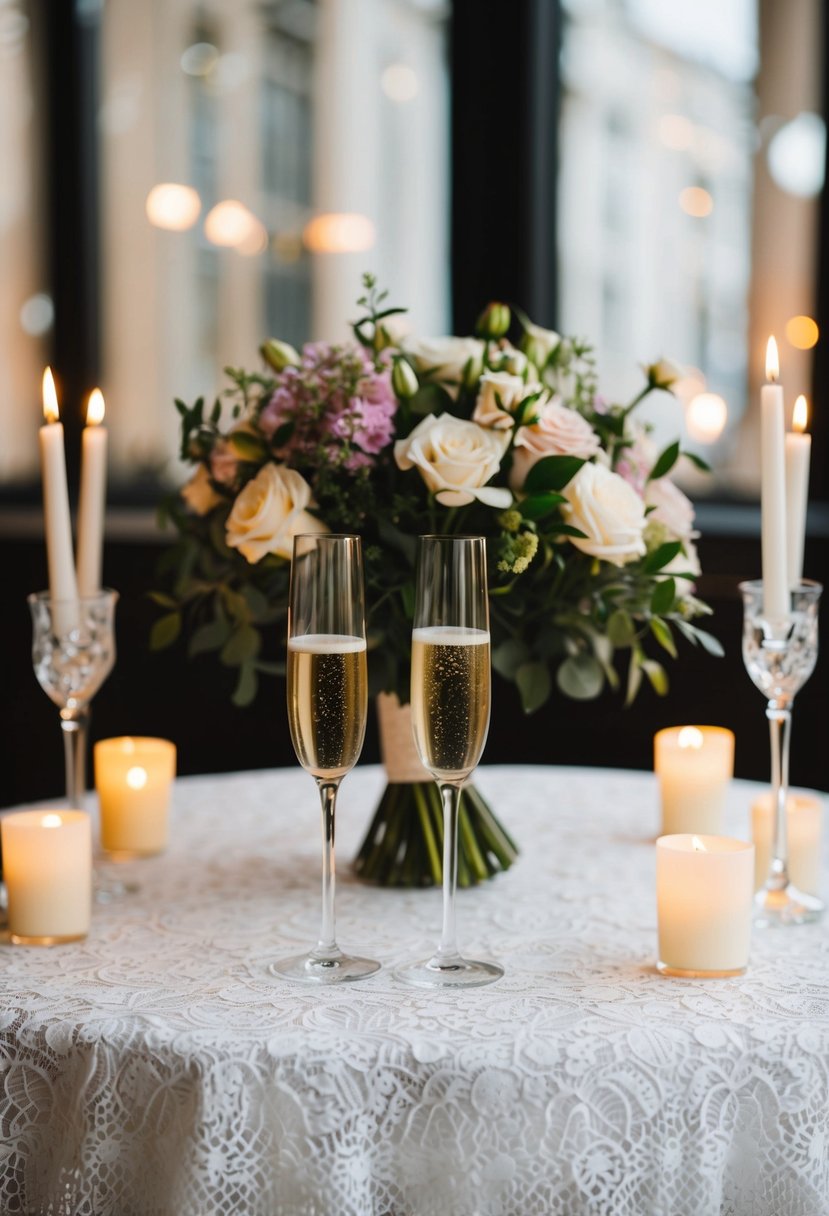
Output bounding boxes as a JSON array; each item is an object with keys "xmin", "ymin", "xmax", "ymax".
[{"xmin": 2, "ymin": 0, "xmax": 829, "ymax": 808}]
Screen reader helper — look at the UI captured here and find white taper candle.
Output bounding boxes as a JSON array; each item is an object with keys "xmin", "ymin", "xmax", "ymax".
[{"xmin": 760, "ymin": 338, "xmax": 788, "ymax": 621}]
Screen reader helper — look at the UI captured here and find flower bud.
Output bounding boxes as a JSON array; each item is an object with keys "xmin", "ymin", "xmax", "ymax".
[
  {"xmin": 462, "ymin": 352, "xmax": 484, "ymax": 391},
  {"xmin": 645, "ymin": 358, "xmax": 682, "ymax": 391},
  {"xmin": 502, "ymin": 349, "xmax": 528, "ymax": 377},
  {"xmin": 519, "ymin": 321, "xmax": 560, "ymax": 370},
  {"xmin": 391, "ymin": 356, "xmax": 419, "ymax": 399},
  {"xmin": 260, "ymin": 339, "xmax": 301, "ymax": 373},
  {"xmin": 374, "ymin": 324, "xmax": 395, "ymax": 353},
  {"xmin": 475, "ymin": 301, "xmax": 511, "ymax": 339}
]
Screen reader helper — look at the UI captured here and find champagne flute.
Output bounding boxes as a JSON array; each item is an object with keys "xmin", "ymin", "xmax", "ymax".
[
  {"xmin": 396, "ymin": 535, "xmax": 504, "ymax": 988},
  {"xmin": 269, "ymin": 534, "xmax": 380, "ymax": 983}
]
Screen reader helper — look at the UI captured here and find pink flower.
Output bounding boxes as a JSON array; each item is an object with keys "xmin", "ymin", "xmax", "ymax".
[
  {"xmin": 209, "ymin": 440, "xmax": 239, "ymax": 486},
  {"xmin": 510, "ymin": 395, "xmax": 601, "ymax": 490}
]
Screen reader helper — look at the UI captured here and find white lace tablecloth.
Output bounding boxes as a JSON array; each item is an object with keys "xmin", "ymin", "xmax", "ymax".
[{"xmin": 2, "ymin": 765, "xmax": 829, "ymax": 1216}]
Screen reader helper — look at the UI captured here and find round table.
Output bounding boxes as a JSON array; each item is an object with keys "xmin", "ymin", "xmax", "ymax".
[{"xmin": 2, "ymin": 765, "xmax": 828, "ymax": 1216}]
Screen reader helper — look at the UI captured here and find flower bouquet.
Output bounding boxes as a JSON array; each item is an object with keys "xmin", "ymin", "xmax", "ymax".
[{"xmin": 153, "ymin": 275, "xmax": 721, "ymax": 886}]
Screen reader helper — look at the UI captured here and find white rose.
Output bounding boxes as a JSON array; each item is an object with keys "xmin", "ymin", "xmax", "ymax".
[
  {"xmin": 563, "ymin": 462, "xmax": 647, "ymax": 566},
  {"xmin": 401, "ymin": 336, "xmax": 484, "ymax": 398},
  {"xmin": 394, "ymin": 413, "xmax": 512, "ymax": 508},
  {"xmin": 645, "ymin": 477, "xmax": 696, "ymax": 540},
  {"xmin": 510, "ymin": 395, "xmax": 602, "ymax": 488},
  {"xmin": 520, "ymin": 322, "xmax": 560, "ymax": 368},
  {"xmin": 181, "ymin": 465, "xmax": 222, "ymax": 516},
  {"xmin": 225, "ymin": 464, "xmax": 327, "ymax": 563},
  {"xmin": 472, "ymin": 372, "xmax": 541, "ymax": 430}
]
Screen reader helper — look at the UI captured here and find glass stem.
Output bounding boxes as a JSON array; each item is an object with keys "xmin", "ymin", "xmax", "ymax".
[
  {"xmin": 315, "ymin": 780, "xmax": 341, "ymax": 960},
  {"xmin": 60, "ymin": 707, "xmax": 89, "ymax": 808},
  {"xmin": 436, "ymin": 782, "xmax": 462, "ymax": 964},
  {"xmin": 766, "ymin": 699, "xmax": 792, "ymax": 892}
]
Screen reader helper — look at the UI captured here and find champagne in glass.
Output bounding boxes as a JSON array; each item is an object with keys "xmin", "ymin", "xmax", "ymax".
[
  {"xmin": 269, "ymin": 535, "xmax": 379, "ymax": 983},
  {"xmin": 397, "ymin": 536, "xmax": 504, "ymax": 988}
]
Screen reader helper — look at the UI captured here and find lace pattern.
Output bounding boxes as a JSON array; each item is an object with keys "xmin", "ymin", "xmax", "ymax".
[{"xmin": 1, "ymin": 766, "xmax": 828, "ymax": 1215}]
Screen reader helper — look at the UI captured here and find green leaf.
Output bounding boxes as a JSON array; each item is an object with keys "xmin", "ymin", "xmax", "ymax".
[
  {"xmin": 254, "ymin": 660, "xmax": 285, "ymax": 676},
  {"xmin": 228, "ymin": 431, "xmax": 268, "ymax": 461},
  {"xmin": 649, "ymin": 616, "xmax": 677, "ymax": 658},
  {"xmin": 556, "ymin": 653, "xmax": 604, "ymax": 700},
  {"xmin": 643, "ymin": 541, "xmax": 682, "ymax": 574},
  {"xmin": 625, "ymin": 649, "xmax": 643, "ymax": 706},
  {"xmin": 524, "ymin": 455, "xmax": 585, "ymax": 494},
  {"xmin": 149, "ymin": 612, "xmax": 181, "ymax": 651},
  {"xmin": 683, "ymin": 450, "xmax": 711, "ymax": 472},
  {"xmin": 188, "ymin": 617, "xmax": 232, "ymax": 658},
  {"xmin": 400, "ymin": 581, "xmax": 416, "ymax": 618},
  {"xmin": 220, "ymin": 624, "xmax": 262, "ymax": 666},
  {"xmin": 241, "ymin": 584, "xmax": 270, "ymax": 621},
  {"xmin": 516, "ymin": 661, "xmax": 552, "ymax": 713},
  {"xmin": 641, "ymin": 658, "xmax": 669, "ymax": 696},
  {"xmin": 492, "ymin": 638, "xmax": 531, "ymax": 680},
  {"xmin": 221, "ymin": 588, "xmax": 251, "ymax": 623},
  {"xmin": 607, "ymin": 609, "xmax": 635, "ymax": 648},
  {"xmin": 147, "ymin": 591, "xmax": 178, "ymax": 610},
  {"xmin": 677, "ymin": 623, "xmax": 725, "ymax": 657},
  {"xmin": 232, "ymin": 662, "xmax": 258, "ymax": 708},
  {"xmin": 408, "ymin": 383, "xmax": 453, "ymax": 417},
  {"xmin": 547, "ymin": 523, "xmax": 588, "ymax": 539},
  {"xmin": 378, "ymin": 517, "xmax": 417, "ymax": 565},
  {"xmin": 519, "ymin": 493, "xmax": 567, "ymax": 520},
  {"xmin": 648, "ymin": 441, "xmax": 680, "ymax": 482},
  {"xmin": 650, "ymin": 577, "xmax": 676, "ymax": 615}
]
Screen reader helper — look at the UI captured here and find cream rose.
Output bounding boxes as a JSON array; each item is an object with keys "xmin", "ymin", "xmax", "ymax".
[
  {"xmin": 225, "ymin": 464, "xmax": 327, "ymax": 563},
  {"xmin": 394, "ymin": 413, "xmax": 512, "ymax": 508},
  {"xmin": 563, "ymin": 462, "xmax": 647, "ymax": 566},
  {"xmin": 520, "ymin": 322, "xmax": 560, "ymax": 369},
  {"xmin": 510, "ymin": 396, "xmax": 602, "ymax": 488},
  {"xmin": 401, "ymin": 336, "xmax": 484, "ymax": 398},
  {"xmin": 181, "ymin": 465, "xmax": 221, "ymax": 516},
  {"xmin": 645, "ymin": 358, "xmax": 682, "ymax": 390},
  {"xmin": 472, "ymin": 372, "xmax": 540, "ymax": 430},
  {"xmin": 645, "ymin": 476, "xmax": 696, "ymax": 541}
]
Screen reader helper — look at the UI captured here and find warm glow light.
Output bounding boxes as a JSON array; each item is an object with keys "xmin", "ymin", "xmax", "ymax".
[
  {"xmin": 204, "ymin": 200, "xmax": 262, "ymax": 249},
  {"xmin": 145, "ymin": 183, "xmax": 202, "ymax": 232},
  {"xmin": 691, "ymin": 835, "xmax": 706, "ymax": 852},
  {"xmin": 381, "ymin": 63, "xmax": 419, "ymax": 103},
  {"xmin": 678, "ymin": 727, "xmax": 705, "ymax": 751},
  {"xmin": 42, "ymin": 367, "xmax": 59, "ymax": 423},
  {"xmin": 679, "ymin": 186, "xmax": 713, "ymax": 217},
  {"xmin": 793, "ymin": 394, "xmax": 809, "ymax": 433},
  {"xmin": 658, "ymin": 114, "xmax": 693, "ymax": 150},
  {"xmin": 86, "ymin": 388, "xmax": 105, "ymax": 426},
  {"xmin": 121, "ymin": 738, "xmax": 136, "ymax": 755},
  {"xmin": 126, "ymin": 766, "xmax": 148, "ymax": 790},
  {"xmin": 235, "ymin": 217, "xmax": 269, "ymax": 257},
  {"xmin": 41, "ymin": 813, "xmax": 63, "ymax": 829},
  {"xmin": 686, "ymin": 392, "xmax": 727, "ymax": 444},
  {"xmin": 765, "ymin": 336, "xmax": 780, "ymax": 383},
  {"xmin": 303, "ymin": 212, "xmax": 376, "ymax": 254},
  {"xmin": 785, "ymin": 315, "xmax": 819, "ymax": 350}
]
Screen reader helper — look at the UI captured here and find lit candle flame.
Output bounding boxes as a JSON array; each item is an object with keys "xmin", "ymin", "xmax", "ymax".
[
  {"xmin": 86, "ymin": 388, "xmax": 105, "ymax": 426},
  {"xmin": 793, "ymin": 394, "xmax": 809, "ymax": 434},
  {"xmin": 41, "ymin": 813, "xmax": 62, "ymax": 829},
  {"xmin": 677, "ymin": 726, "xmax": 704, "ymax": 750},
  {"xmin": 126, "ymin": 766, "xmax": 148, "ymax": 790},
  {"xmin": 765, "ymin": 336, "xmax": 779, "ymax": 383},
  {"xmin": 42, "ymin": 367, "xmax": 59, "ymax": 423},
  {"xmin": 692, "ymin": 835, "xmax": 706, "ymax": 852}
]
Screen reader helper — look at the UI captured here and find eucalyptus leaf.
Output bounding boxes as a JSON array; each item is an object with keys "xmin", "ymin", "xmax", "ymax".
[
  {"xmin": 641, "ymin": 658, "xmax": 669, "ymax": 696},
  {"xmin": 607, "ymin": 609, "xmax": 635, "ymax": 647},
  {"xmin": 188, "ymin": 617, "xmax": 232, "ymax": 658},
  {"xmin": 149, "ymin": 612, "xmax": 181, "ymax": 651},
  {"xmin": 516, "ymin": 661, "xmax": 552, "ymax": 713},
  {"xmin": 492, "ymin": 638, "xmax": 531, "ymax": 680},
  {"xmin": 556, "ymin": 653, "xmax": 604, "ymax": 700},
  {"xmin": 220, "ymin": 624, "xmax": 261, "ymax": 666},
  {"xmin": 649, "ymin": 616, "xmax": 677, "ymax": 658},
  {"xmin": 232, "ymin": 662, "xmax": 258, "ymax": 708},
  {"xmin": 625, "ymin": 649, "xmax": 643, "ymax": 706},
  {"xmin": 147, "ymin": 591, "xmax": 178, "ymax": 610},
  {"xmin": 650, "ymin": 577, "xmax": 676, "ymax": 615}
]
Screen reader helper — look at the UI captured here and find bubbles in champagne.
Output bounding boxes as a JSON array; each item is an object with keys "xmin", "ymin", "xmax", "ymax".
[
  {"xmin": 411, "ymin": 627, "xmax": 490, "ymax": 782},
  {"xmin": 288, "ymin": 634, "xmax": 367, "ymax": 780}
]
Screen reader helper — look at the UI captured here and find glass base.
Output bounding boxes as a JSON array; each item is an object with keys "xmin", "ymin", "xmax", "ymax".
[
  {"xmin": 754, "ymin": 883, "xmax": 824, "ymax": 927},
  {"xmin": 395, "ymin": 954, "xmax": 504, "ymax": 989},
  {"xmin": 267, "ymin": 950, "xmax": 381, "ymax": 984},
  {"xmin": 657, "ymin": 960, "xmax": 747, "ymax": 978},
  {"xmin": 10, "ymin": 930, "xmax": 87, "ymax": 946}
]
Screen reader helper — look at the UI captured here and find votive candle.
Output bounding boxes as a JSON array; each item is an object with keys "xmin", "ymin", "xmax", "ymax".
[
  {"xmin": 654, "ymin": 726, "xmax": 735, "ymax": 835},
  {"xmin": 657, "ymin": 833, "xmax": 754, "ymax": 977},
  {"xmin": 752, "ymin": 790, "xmax": 822, "ymax": 895},
  {"xmin": 1, "ymin": 810, "xmax": 92, "ymax": 944},
  {"xmin": 94, "ymin": 737, "xmax": 177, "ymax": 858}
]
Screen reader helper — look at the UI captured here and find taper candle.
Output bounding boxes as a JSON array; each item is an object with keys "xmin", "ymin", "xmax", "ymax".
[
  {"xmin": 39, "ymin": 368, "xmax": 79, "ymax": 622},
  {"xmin": 760, "ymin": 337, "xmax": 788, "ymax": 621},
  {"xmin": 785, "ymin": 394, "xmax": 811, "ymax": 589},
  {"xmin": 76, "ymin": 388, "xmax": 108, "ymax": 596}
]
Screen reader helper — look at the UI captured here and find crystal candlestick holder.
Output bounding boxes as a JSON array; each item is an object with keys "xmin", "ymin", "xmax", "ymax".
[{"xmin": 741, "ymin": 579, "xmax": 822, "ymax": 927}]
